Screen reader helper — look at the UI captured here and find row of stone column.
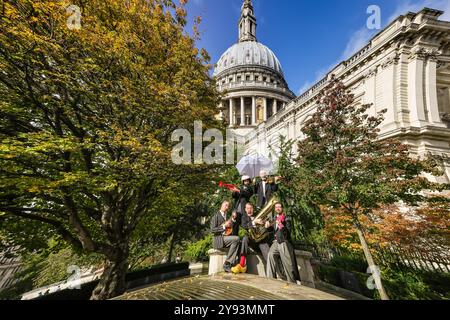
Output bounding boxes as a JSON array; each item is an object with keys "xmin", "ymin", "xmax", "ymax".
[{"xmin": 222, "ymin": 96, "xmax": 282, "ymax": 127}]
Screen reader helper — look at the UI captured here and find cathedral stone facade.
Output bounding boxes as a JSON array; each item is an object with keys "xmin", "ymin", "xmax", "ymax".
[
  {"xmin": 214, "ymin": 0, "xmax": 295, "ymax": 136},
  {"xmin": 215, "ymin": 1, "xmax": 450, "ymax": 183}
]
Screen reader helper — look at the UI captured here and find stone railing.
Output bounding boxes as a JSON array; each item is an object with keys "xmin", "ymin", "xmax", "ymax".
[
  {"xmin": 207, "ymin": 248, "xmax": 316, "ymax": 288},
  {"xmin": 207, "ymin": 248, "xmax": 266, "ymax": 277}
]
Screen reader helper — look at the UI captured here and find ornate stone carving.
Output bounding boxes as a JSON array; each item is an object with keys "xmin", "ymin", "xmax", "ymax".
[
  {"xmin": 426, "ymin": 49, "xmax": 442, "ymax": 62},
  {"xmin": 436, "ymin": 60, "xmax": 448, "ymax": 70},
  {"xmin": 441, "ymin": 113, "xmax": 450, "ymax": 122},
  {"xmin": 363, "ymin": 67, "xmax": 378, "ymax": 79},
  {"xmin": 381, "ymin": 53, "xmax": 400, "ymax": 69},
  {"xmin": 409, "ymin": 47, "xmax": 427, "ymax": 60},
  {"xmin": 409, "ymin": 47, "xmax": 442, "ymax": 61}
]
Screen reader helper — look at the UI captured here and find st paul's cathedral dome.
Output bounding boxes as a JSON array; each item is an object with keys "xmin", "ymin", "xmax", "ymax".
[{"xmin": 214, "ymin": 0, "xmax": 295, "ymax": 136}]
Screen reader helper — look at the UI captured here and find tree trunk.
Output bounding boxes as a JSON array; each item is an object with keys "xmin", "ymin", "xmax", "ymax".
[
  {"xmin": 90, "ymin": 254, "xmax": 128, "ymax": 300},
  {"xmin": 167, "ymin": 232, "xmax": 176, "ymax": 263},
  {"xmin": 352, "ymin": 216, "xmax": 390, "ymax": 300}
]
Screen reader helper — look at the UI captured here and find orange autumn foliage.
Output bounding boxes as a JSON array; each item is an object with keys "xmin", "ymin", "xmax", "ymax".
[{"xmin": 321, "ymin": 194, "xmax": 450, "ymax": 256}]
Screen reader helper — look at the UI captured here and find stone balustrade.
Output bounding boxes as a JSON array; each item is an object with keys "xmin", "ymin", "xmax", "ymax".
[{"xmin": 207, "ymin": 247, "xmax": 316, "ymax": 288}]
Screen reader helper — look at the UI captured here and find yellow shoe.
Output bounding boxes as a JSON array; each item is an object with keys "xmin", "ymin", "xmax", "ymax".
[
  {"xmin": 231, "ymin": 264, "xmax": 241, "ymax": 274},
  {"xmin": 231, "ymin": 264, "xmax": 247, "ymax": 274}
]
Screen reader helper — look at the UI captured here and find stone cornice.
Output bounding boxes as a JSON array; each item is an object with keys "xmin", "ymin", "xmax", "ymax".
[
  {"xmin": 221, "ymin": 86, "xmax": 295, "ymax": 100},
  {"xmin": 381, "ymin": 53, "xmax": 401, "ymax": 69},
  {"xmin": 409, "ymin": 47, "xmax": 442, "ymax": 61},
  {"xmin": 214, "ymin": 64, "xmax": 286, "ymax": 82},
  {"xmin": 363, "ymin": 67, "xmax": 378, "ymax": 79}
]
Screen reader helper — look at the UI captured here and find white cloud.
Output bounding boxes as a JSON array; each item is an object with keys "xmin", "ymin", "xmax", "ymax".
[
  {"xmin": 298, "ymin": 0, "xmax": 450, "ymax": 96},
  {"xmin": 342, "ymin": 28, "xmax": 376, "ymax": 60},
  {"xmin": 298, "ymin": 81, "xmax": 312, "ymax": 95},
  {"xmin": 297, "ymin": 63, "xmax": 335, "ymax": 95},
  {"xmin": 388, "ymin": 0, "xmax": 450, "ymax": 23}
]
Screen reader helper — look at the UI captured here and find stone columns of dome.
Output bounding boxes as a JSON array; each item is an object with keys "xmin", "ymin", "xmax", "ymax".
[
  {"xmin": 240, "ymin": 96, "xmax": 245, "ymax": 126},
  {"xmin": 273, "ymin": 99, "xmax": 277, "ymax": 115},
  {"xmin": 229, "ymin": 99, "xmax": 234, "ymax": 127},
  {"xmin": 219, "ymin": 101, "xmax": 224, "ymax": 119},
  {"xmin": 263, "ymin": 97, "xmax": 268, "ymax": 121},
  {"xmin": 252, "ymin": 96, "xmax": 256, "ymax": 125}
]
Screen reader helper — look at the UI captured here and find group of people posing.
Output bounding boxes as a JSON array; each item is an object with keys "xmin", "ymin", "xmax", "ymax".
[{"xmin": 210, "ymin": 171, "xmax": 300, "ymax": 283}]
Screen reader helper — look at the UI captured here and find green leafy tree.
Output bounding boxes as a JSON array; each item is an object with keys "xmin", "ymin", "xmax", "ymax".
[
  {"xmin": 273, "ymin": 137, "xmax": 324, "ymax": 243},
  {"xmin": 292, "ymin": 77, "xmax": 448, "ymax": 300},
  {"xmin": 0, "ymin": 0, "xmax": 221, "ymax": 299}
]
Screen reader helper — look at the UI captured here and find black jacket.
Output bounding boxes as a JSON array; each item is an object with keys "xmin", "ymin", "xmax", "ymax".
[
  {"xmin": 267, "ymin": 214, "xmax": 292, "ymax": 244},
  {"xmin": 255, "ymin": 181, "xmax": 278, "ymax": 209},
  {"xmin": 210, "ymin": 211, "xmax": 240, "ymax": 249},
  {"xmin": 231, "ymin": 212, "xmax": 242, "ymax": 236},
  {"xmin": 232, "ymin": 185, "xmax": 254, "ymax": 214},
  {"xmin": 241, "ymin": 212, "xmax": 256, "ymax": 231}
]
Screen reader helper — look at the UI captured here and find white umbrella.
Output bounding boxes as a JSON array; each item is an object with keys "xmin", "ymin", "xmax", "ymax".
[{"xmin": 236, "ymin": 154, "xmax": 273, "ymax": 179}]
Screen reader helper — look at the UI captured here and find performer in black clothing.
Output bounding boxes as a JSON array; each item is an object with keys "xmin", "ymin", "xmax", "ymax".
[
  {"xmin": 210, "ymin": 201, "xmax": 241, "ymax": 273},
  {"xmin": 255, "ymin": 170, "xmax": 279, "ymax": 210},
  {"xmin": 229, "ymin": 210, "xmax": 241, "ymax": 237},
  {"xmin": 231, "ymin": 203, "xmax": 271, "ymax": 274},
  {"xmin": 231, "ymin": 175, "xmax": 254, "ymax": 215},
  {"xmin": 266, "ymin": 202, "xmax": 300, "ymax": 283}
]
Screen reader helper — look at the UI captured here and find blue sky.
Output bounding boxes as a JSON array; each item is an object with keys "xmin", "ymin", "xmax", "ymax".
[{"xmin": 184, "ymin": 0, "xmax": 450, "ymax": 96}]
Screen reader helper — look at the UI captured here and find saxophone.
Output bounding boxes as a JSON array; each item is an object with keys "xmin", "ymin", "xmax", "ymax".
[{"xmin": 248, "ymin": 197, "xmax": 278, "ymax": 243}]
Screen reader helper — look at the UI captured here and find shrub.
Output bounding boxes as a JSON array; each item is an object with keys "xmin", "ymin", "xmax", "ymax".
[
  {"xmin": 381, "ymin": 268, "xmax": 450, "ymax": 300},
  {"xmin": 184, "ymin": 235, "xmax": 213, "ymax": 263},
  {"xmin": 330, "ymin": 254, "xmax": 368, "ymax": 274}
]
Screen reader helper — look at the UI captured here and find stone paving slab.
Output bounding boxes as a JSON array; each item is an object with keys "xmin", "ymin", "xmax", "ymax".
[{"xmin": 114, "ymin": 274, "xmax": 346, "ymax": 300}]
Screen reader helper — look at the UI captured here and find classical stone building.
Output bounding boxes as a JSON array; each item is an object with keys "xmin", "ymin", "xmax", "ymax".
[
  {"xmin": 215, "ymin": 1, "xmax": 450, "ymax": 183},
  {"xmin": 214, "ymin": 0, "xmax": 295, "ymax": 136}
]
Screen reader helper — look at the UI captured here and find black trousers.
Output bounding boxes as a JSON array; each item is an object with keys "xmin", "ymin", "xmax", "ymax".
[{"xmin": 240, "ymin": 235, "xmax": 270, "ymax": 263}]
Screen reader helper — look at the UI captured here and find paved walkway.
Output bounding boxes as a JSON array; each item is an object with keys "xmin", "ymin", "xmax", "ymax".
[{"xmin": 115, "ymin": 274, "xmax": 346, "ymax": 300}]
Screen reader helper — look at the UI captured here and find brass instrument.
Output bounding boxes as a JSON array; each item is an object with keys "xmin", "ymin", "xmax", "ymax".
[{"xmin": 248, "ymin": 197, "xmax": 278, "ymax": 243}]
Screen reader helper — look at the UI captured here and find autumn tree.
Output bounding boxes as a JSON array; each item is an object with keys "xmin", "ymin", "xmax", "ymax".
[
  {"xmin": 0, "ymin": 0, "xmax": 222, "ymax": 299},
  {"xmin": 369, "ymin": 194, "xmax": 450, "ymax": 255},
  {"xmin": 292, "ymin": 77, "xmax": 448, "ymax": 300}
]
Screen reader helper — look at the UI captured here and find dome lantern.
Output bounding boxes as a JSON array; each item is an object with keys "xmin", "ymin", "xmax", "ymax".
[{"xmin": 239, "ymin": 0, "xmax": 257, "ymax": 42}]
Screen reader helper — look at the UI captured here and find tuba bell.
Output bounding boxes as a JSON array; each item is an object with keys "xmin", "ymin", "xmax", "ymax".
[{"xmin": 248, "ymin": 197, "xmax": 278, "ymax": 243}]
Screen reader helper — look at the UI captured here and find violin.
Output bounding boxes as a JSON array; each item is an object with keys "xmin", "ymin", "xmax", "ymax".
[
  {"xmin": 223, "ymin": 211, "xmax": 237, "ymax": 236},
  {"xmin": 219, "ymin": 181, "xmax": 238, "ymax": 192}
]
